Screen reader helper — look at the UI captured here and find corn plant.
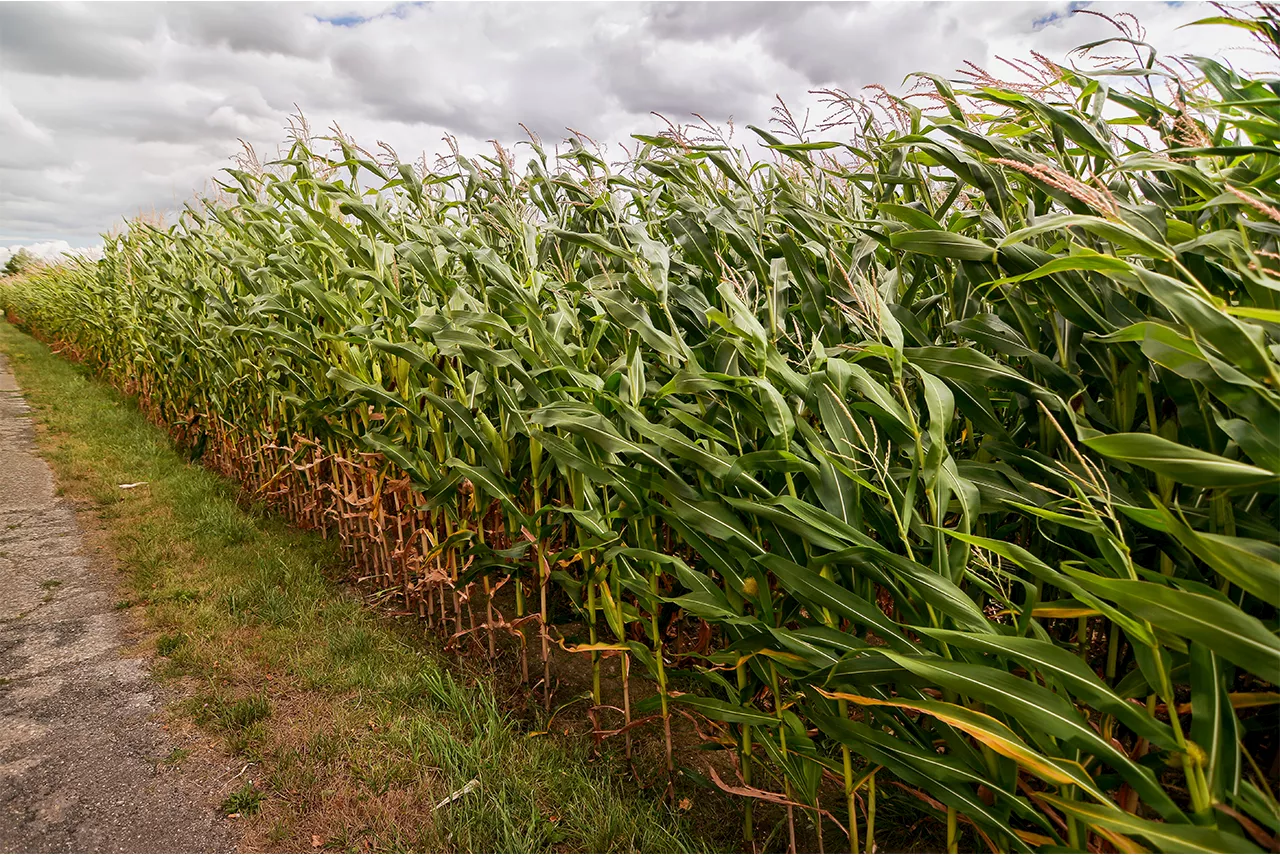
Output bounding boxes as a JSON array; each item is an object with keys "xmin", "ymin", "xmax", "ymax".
[{"xmin": 5, "ymin": 9, "xmax": 1279, "ymax": 853}]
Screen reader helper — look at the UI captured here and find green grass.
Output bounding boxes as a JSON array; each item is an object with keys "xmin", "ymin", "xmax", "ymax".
[
  {"xmin": 159, "ymin": 746, "xmax": 192, "ymax": 768},
  {"xmin": 0, "ymin": 320, "xmax": 705, "ymax": 853},
  {"xmin": 155, "ymin": 632, "xmax": 185, "ymax": 656},
  {"xmin": 221, "ymin": 783, "xmax": 266, "ymax": 817}
]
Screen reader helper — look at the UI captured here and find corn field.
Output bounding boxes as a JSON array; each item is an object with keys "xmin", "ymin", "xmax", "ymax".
[{"xmin": 4, "ymin": 10, "xmax": 1279, "ymax": 853}]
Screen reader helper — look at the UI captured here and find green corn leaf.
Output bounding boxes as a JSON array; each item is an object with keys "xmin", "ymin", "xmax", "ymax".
[
  {"xmin": 916, "ymin": 627, "xmax": 1178, "ymax": 750},
  {"xmin": 1070, "ymin": 574, "xmax": 1280, "ymax": 684},
  {"xmin": 1002, "ymin": 214, "xmax": 1176, "ymax": 261},
  {"xmin": 1039, "ymin": 792, "xmax": 1259, "ymax": 854},
  {"xmin": 811, "ymin": 712, "xmax": 1043, "ymax": 851},
  {"xmin": 818, "ymin": 689, "xmax": 1108, "ymax": 799},
  {"xmin": 1190, "ymin": 643, "xmax": 1242, "ymax": 802},
  {"xmin": 880, "ymin": 651, "xmax": 1187, "ymax": 821},
  {"xmin": 891, "ymin": 230, "xmax": 998, "ymax": 262},
  {"xmin": 760, "ymin": 554, "xmax": 918, "ymax": 652},
  {"xmin": 1084, "ymin": 433, "xmax": 1279, "ymax": 488},
  {"xmin": 1136, "ymin": 500, "xmax": 1280, "ymax": 603}
]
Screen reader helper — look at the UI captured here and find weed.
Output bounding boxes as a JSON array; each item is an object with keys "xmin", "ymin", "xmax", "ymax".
[
  {"xmin": 40, "ymin": 578, "xmax": 61, "ymax": 602},
  {"xmin": 220, "ymin": 783, "xmax": 264, "ymax": 816},
  {"xmin": 156, "ymin": 633, "xmax": 184, "ymax": 656},
  {"xmin": 202, "ymin": 692, "xmax": 272, "ymax": 733},
  {"xmin": 159, "ymin": 747, "xmax": 191, "ymax": 767}
]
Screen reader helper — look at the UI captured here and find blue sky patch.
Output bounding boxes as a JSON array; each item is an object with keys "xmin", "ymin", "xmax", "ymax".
[
  {"xmin": 316, "ymin": 2, "xmax": 425, "ymax": 28},
  {"xmin": 1033, "ymin": 1, "xmax": 1093, "ymax": 31},
  {"xmin": 317, "ymin": 13, "xmax": 366, "ymax": 27}
]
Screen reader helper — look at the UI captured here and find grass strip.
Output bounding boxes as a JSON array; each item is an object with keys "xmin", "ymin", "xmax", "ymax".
[{"xmin": 0, "ymin": 319, "xmax": 702, "ymax": 853}]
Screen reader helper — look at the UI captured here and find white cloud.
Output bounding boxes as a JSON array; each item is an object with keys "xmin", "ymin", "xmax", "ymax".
[
  {"xmin": 0, "ymin": 1, "xmax": 1273, "ymax": 248},
  {"xmin": 0, "ymin": 240, "xmax": 104, "ymax": 270}
]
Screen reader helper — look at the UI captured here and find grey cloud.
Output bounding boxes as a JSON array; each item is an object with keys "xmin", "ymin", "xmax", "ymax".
[
  {"xmin": 601, "ymin": 37, "xmax": 779, "ymax": 120},
  {"xmin": 0, "ymin": 3, "xmax": 158, "ymax": 79},
  {"xmin": 749, "ymin": 3, "xmax": 991, "ymax": 86},
  {"xmin": 328, "ymin": 5, "xmax": 616, "ymax": 140},
  {"xmin": 160, "ymin": 2, "xmax": 325, "ymax": 58},
  {"xmin": 0, "ymin": 0, "xmax": 1268, "ymax": 254},
  {"xmin": 11, "ymin": 73, "xmax": 276, "ymax": 148},
  {"xmin": 644, "ymin": 2, "xmax": 831, "ymax": 42},
  {"xmin": 168, "ymin": 48, "xmax": 347, "ymax": 116},
  {"xmin": 329, "ymin": 41, "xmax": 488, "ymax": 135}
]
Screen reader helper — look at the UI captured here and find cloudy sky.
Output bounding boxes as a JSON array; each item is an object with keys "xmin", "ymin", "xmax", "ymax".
[{"xmin": 0, "ymin": 1, "xmax": 1272, "ymax": 260}]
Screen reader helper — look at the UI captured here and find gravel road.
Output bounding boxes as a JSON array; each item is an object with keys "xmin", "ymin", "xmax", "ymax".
[{"xmin": 0, "ymin": 351, "xmax": 236, "ymax": 853}]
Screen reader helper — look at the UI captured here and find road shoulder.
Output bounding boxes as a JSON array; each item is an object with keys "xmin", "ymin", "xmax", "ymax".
[{"xmin": 0, "ymin": 351, "xmax": 237, "ymax": 854}]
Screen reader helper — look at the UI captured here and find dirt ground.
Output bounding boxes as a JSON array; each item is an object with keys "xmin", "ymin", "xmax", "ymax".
[{"xmin": 0, "ymin": 352, "xmax": 238, "ymax": 854}]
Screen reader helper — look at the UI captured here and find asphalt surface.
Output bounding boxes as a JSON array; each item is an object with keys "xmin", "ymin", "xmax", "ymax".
[{"xmin": 0, "ymin": 351, "xmax": 235, "ymax": 853}]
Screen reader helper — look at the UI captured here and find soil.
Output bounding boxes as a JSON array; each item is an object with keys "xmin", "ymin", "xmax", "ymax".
[{"xmin": 0, "ymin": 352, "xmax": 239, "ymax": 854}]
